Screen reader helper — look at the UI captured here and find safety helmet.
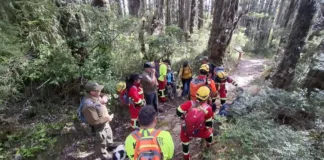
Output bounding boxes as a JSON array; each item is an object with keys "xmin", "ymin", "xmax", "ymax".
[
  {"xmin": 116, "ymin": 82, "xmax": 126, "ymax": 93},
  {"xmin": 196, "ymin": 86, "xmax": 210, "ymax": 101},
  {"xmin": 217, "ymin": 71, "xmax": 227, "ymax": 80},
  {"xmin": 199, "ymin": 64, "xmax": 209, "ymax": 72}
]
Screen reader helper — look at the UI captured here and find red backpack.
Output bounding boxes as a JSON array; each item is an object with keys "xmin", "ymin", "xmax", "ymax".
[{"xmin": 183, "ymin": 101, "xmax": 209, "ymax": 137}]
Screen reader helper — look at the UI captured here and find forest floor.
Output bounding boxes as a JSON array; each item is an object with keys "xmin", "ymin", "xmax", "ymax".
[{"xmin": 60, "ymin": 57, "xmax": 270, "ymax": 160}]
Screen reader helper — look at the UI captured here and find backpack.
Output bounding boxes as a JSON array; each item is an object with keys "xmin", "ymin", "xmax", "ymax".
[
  {"xmin": 119, "ymin": 89, "xmax": 131, "ymax": 105},
  {"xmin": 179, "ymin": 66, "xmax": 192, "ymax": 79},
  {"xmin": 189, "ymin": 77, "xmax": 209, "ymax": 100},
  {"xmin": 131, "ymin": 129, "xmax": 163, "ymax": 160},
  {"xmin": 77, "ymin": 98, "xmax": 94, "ymax": 124},
  {"xmin": 183, "ymin": 101, "xmax": 209, "ymax": 137}
]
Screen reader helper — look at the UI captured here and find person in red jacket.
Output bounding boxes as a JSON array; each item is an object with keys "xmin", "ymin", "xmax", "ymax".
[
  {"xmin": 126, "ymin": 73, "xmax": 145, "ymax": 129},
  {"xmin": 214, "ymin": 69, "xmax": 238, "ymax": 105},
  {"xmin": 176, "ymin": 86, "xmax": 214, "ymax": 160}
]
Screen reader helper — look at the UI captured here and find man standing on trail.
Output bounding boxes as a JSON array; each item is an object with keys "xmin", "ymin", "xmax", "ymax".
[
  {"xmin": 200, "ymin": 56, "xmax": 215, "ymax": 79},
  {"xmin": 158, "ymin": 59, "xmax": 170, "ymax": 103},
  {"xmin": 177, "ymin": 86, "xmax": 214, "ymax": 160},
  {"xmin": 189, "ymin": 64, "xmax": 218, "ymax": 112},
  {"xmin": 81, "ymin": 81, "xmax": 114, "ymax": 159},
  {"xmin": 125, "ymin": 106, "xmax": 174, "ymax": 160},
  {"xmin": 141, "ymin": 62, "xmax": 159, "ymax": 112},
  {"xmin": 214, "ymin": 67, "xmax": 238, "ymax": 105}
]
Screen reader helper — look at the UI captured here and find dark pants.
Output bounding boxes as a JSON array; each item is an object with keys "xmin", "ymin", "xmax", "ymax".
[
  {"xmin": 167, "ymin": 82, "xmax": 177, "ymax": 94},
  {"xmin": 144, "ymin": 92, "xmax": 158, "ymax": 112},
  {"xmin": 181, "ymin": 78, "xmax": 192, "ymax": 97}
]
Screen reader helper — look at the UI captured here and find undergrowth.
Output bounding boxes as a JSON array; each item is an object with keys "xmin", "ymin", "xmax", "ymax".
[
  {"xmin": 0, "ymin": 123, "xmax": 64, "ymax": 159},
  {"xmin": 209, "ymin": 87, "xmax": 324, "ymax": 160}
]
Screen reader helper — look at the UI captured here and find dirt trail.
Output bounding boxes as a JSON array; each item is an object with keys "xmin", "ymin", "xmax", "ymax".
[{"xmin": 61, "ymin": 57, "xmax": 269, "ymax": 160}]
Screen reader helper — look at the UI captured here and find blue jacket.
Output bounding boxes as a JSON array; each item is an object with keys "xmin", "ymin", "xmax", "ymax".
[{"xmin": 167, "ymin": 72, "xmax": 174, "ymax": 83}]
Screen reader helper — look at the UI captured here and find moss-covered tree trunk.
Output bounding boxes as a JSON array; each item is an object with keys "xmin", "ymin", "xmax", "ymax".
[
  {"xmin": 207, "ymin": 0, "xmax": 239, "ymax": 66},
  {"xmin": 271, "ymin": 0, "xmax": 317, "ymax": 89}
]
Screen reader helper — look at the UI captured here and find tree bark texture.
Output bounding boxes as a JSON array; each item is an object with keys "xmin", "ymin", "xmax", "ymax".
[
  {"xmin": 113, "ymin": 0, "xmax": 122, "ymax": 15},
  {"xmin": 178, "ymin": 0, "xmax": 185, "ymax": 30},
  {"xmin": 159, "ymin": 0, "xmax": 164, "ymax": 21},
  {"xmin": 189, "ymin": 0, "xmax": 196, "ymax": 33},
  {"xmin": 128, "ymin": 0, "xmax": 141, "ymax": 16},
  {"xmin": 171, "ymin": 0, "xmax": 178, "ymax": 24},
  {"xmin": 271, "ymin": 0, "xmax": 317, "ymax": 89},
  {"xmin": 166, "ymin": 0, "xmax": 171, "ymax": 25},
  {"xmin": 276, "ymin": 0, "xmax": 286, "ymax": 25},
  {"xmin": 208, "ymin": 0, "xmax": 239, "ymax": 66},
  {"xmin": 198, "ymin": 0, "xmax": 203, "ymax": 29},
  {"xmin": 184, "ymin": 0, "xmax": 191, "ymax": 32}
]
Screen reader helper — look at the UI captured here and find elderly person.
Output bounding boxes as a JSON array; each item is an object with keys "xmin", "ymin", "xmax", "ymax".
[{"xmin": 81, "ymin": 81, "xmax": 114, "ymax": 159}]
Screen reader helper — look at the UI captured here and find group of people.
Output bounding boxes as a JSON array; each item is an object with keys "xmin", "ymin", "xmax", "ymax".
[{"xmin": 78, "ymin": 56, "xmax": 239, "ymax": 160}]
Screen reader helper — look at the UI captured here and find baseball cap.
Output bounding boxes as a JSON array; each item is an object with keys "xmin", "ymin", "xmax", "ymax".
[
  {"xmin": 85, "ymin": 81, "xmax": 104, "ymax": 92},
  {"xmin": 200, "ymin": 56, "xmax": 209, "ymax": 61},
  {"xmin": 144, "ymin": 62, "xmax": 154, "ymax": 68}
]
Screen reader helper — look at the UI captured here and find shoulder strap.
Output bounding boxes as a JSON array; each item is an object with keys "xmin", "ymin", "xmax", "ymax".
[
  {"xmin": 150, "ymin": 129, "xmax": 161, "ymax": 137},
  {"xmin": 131, "ymin": 131, "xmax": 142, "ymax": 141},
  {"xmin": 200, "ymin": 103, "xmax": 209, "ymax": 114}
]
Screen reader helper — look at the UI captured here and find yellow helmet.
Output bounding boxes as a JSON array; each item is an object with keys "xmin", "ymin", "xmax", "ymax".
[
  {"xmin": 116, "ymin": 82, "xmax": 126, "ymax": 93},
  {"xmin": 217, "ymin": 71, "xmax": 227, "ymax": 80},
  {"xmin": 199, "ymin": 64, "xmax": 209, "ymax": 72},
  {"xmin": 196, "ymin": 86, "xmax": 210, "ymax": 101}
]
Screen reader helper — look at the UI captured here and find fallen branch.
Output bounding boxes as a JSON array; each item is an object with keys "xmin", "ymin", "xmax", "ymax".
[{"xmin": 36, "ymin": 78, "xmax": 51, "ymax": 90}]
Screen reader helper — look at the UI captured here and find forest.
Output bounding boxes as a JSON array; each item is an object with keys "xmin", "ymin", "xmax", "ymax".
[{"xmin": 0, "ymin": 0, "xmax": 323, "ymax": 159}]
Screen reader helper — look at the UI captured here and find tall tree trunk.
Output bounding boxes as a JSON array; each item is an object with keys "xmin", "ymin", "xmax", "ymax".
[
  {"xmin": 129, "ymin": 0, "xmax": 141, "ymax": 16},
  {"xmin": 267, "ymin": 0, "xmax": 280, "ymax": 46},
  {"xmin": 178, "ymin": 0, "xmax": 185, "ymax": 30},
  {"xmin": 274, "ymin": 0, "xmax": 299, "ymax": 63},
  {"xmin": 210, "ymin": 0, "xmax": 215, "ymax": 18},
  {"xmin": 113, "ymin": 0, "xmax": 122, "ymax": 15},
  {"xmin": 159, "ymin": 0, "xmax": 164, "ymax": 21},
  {"xmin": 122, "ymin": 0, "xmax": 126, "ymax": 15},
  {"xmin": 198, "ymin": 0, "xmax": 203, "ymax": 29},
  {"xmin": 171, "ymin": 0, "xmax": 177, "ymax": 24},
  {"xmin": 184, "ymin": 0, "xmax": 191, "ymax": 32},
  {"xmin": 208, "ymin": 0, "xmax": 239, "ymax": 66},
  {"xmin": 276, "ymin": 0, "xmax": 286, "ymax": 25},
  {"xmin": 139, "ymin": 0, "xmax": 146, "ymax": 16},
  {"xmin": 271, "ymin": 0, "xmax": 317, "ymax": 89},
  {"xmin": 283, "ymin": 0, "xmax": 298, "ymax": 28},
  {"xmin": 189, "ymin": 0, "xmax": 196, "ymax": 33},
  {"xmin": 166, "ymin": 0, "xmax": 171, "ymax": 25}
]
